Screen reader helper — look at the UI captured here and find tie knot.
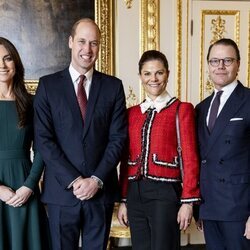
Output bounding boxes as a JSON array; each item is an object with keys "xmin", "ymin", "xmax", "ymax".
[
  {"xmin": 79, "ymin": 75, "xmax": 86, "ymax": 85},
  {"xmin": 216, "ymin": 90, "xmax": 223, "ymax": 98}
]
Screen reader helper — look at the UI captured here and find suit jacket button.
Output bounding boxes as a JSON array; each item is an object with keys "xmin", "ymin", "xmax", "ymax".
[
  {"xmin": 201, "ymin": 160, "xmax": 206, "ymax": 164},
  {"xmin": 219, "ymin": 159, "xmax": 224, "ymax": 164}
]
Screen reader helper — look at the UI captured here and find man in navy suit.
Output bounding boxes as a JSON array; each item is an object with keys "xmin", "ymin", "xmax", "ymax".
[
  {"xmin": 196, "ymin": 38, "xmax": 250, "ymax": 249},
  {"xmin": 34, "ymin": 18, "xmax": 127, "ymax": 250}
]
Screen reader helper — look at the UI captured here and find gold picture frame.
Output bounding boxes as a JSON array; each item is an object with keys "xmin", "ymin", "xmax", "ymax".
[{"xmin": 25, "ymin": 0, "xmax": 114, "ymax": 94}]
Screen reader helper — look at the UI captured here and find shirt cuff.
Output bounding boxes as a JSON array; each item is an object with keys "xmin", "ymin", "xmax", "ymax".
[
  {"xmin": 91, "ymin": 175, "xmax": 103, "ymax": 189},
  {"xmin": 67, "ymin": 176, "xmax": 82, "ymax": 189}
]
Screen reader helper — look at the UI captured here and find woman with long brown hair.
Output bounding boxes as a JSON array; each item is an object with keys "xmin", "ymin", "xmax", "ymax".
[{"xmin": 0, "ymin": 37, "xmax": 50, "ymax": 250}]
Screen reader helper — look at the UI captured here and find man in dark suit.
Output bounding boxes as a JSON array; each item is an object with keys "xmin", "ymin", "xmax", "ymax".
[
  {"xmin": 34, "ymin": 18, "xmax": 127, "ymax": 250},
  {"xmin": 195, "ymin": 38, "xmax": 250, "ymax": 250}
]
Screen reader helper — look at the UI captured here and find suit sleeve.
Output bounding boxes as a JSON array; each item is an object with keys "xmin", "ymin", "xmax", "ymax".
[
  {"xmin": 34, "ymin": 78, "xmax": 82, "ymax": 188},
  {"xmin": 91, "ymin": 81, "xmax": 127, "ymax": 183}
]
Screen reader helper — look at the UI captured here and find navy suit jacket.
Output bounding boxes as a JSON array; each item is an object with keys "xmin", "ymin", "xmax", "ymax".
[
  {"xmin": 34, "ymin": 68, "xmax": 127, "ymax": 206},
  {"xmin": 196, "ymin": 82, "xmax": 250, "ymax": 221}
]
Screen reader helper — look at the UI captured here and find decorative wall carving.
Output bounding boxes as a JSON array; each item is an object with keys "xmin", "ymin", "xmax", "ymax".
[
  {"xmin": 25, "ymin": 82, "xmax": 39, "ymax": 95},
  {"xmin": 124, "ymin": 0, "xmax": 133, "ymax": 9},
  {"xmin": 140, "ymin": 0, "xmax": 159, "ymax": 99},
  {"xmin": 95, "ymin": 0, "xmax": 114, "ymax": 75},
  {"xmin": 141, "ymin": 0, "xmax": 159, "ymax": 52},
  {"xmin": 126, "ymin": 86, "xmax": 138, "ymax": 108},
  {"xmin": 206, "ymin": 15, "xmax": 227, "ymax": 92},
  {"xmin": 200, "ymin": 10, "xmax": 240, "ymax": 99},
  {"xmin": 210, "ymin": 16, "xmax": 226, "ymax": 44}
]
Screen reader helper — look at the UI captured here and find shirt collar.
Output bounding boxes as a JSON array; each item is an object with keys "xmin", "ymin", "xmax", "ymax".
[
  {"xmin": 140, "ymin": 90, "xmax": 173, "ymax": 113},
  {"xmin": 213, "ymin": 79, "xmax": 238, "ymax": 97},
  {"xmin": 69, "ymin": 64, "xmax": 94, "ymax": 83}
]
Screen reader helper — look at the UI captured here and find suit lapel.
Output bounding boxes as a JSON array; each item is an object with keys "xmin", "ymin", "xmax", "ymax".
[
  {"xmin": 199, "ymin": 95, "xmax": 212, "ymax": 139},
  {"xmin": 83, "ymin": 70, "xmax": 102, "ymax": 139},
  {"xmin": 205, "ymin": 82, "xmax": 246, "ymax": 155},
  {"xmin": 60, "ymin": 69, "xmax": 84, "ymax": 129},
  {"xmin": 59, "ymin": 69, "xmax": 103, "ymax": 139}
]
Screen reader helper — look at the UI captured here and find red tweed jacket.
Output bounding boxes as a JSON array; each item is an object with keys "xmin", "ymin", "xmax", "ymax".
[{"xmin": 120, "ymin": 99, "xmax": 200, "ymax": 203}]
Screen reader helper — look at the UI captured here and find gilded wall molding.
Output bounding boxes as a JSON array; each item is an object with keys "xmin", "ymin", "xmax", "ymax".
[
  {"xmin": 200, "ymin": 10, "xmax": 240, "ymax": 100},
  {"xmin": 95, "ymin": 0, "xmax": 114, "ymax": 75},
  {"xmin": 25, "ymin": 81, "xmax": 39, "ymax": 95},
  {"xmin": 184, "ymin": 0, "xmax": 190, "ymax": 101},
  {"xmin": 140, "ymin": 0, "xmax": 160, "ymax": 100},
  {"xmin": 248, "ymin": 11, "xmax": 250, "ymax": 87},
  {"xmin": 140, "ymin": 0, "xmax": 159, "ymax": 53},
  {"xmin": 25, "ymin": 0, "xmax": 114, "ymax": 94},
  {"xmin": 210, "ymin": 16, "xmax": 226, "ymax": 44},
  {"xmin": 176, "ymin": 0, "xmax": 183, "ymax": 99}
]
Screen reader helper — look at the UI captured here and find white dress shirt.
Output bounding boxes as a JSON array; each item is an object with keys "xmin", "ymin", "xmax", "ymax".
[
  {"xmin": 69, "ymin": 64, "xmax": 93, "ymax": 99},
  {"xmin": 206, "ymin": 80, "xmax": 238, "ymax": 125}
]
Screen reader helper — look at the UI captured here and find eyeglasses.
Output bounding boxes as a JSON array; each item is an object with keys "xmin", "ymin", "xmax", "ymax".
[{"xmin": 208, "ymin": 57, "xmax": 237, "ymax": 67}]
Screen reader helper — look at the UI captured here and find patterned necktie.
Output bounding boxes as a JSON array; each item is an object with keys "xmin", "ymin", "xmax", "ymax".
[
  {"xmin": 77, "ymin": 75, "xmax": 87, "ymax": 121},
  {"xmin": 208, "ymin": 90, "xmax": 223, "ymax": 132}
]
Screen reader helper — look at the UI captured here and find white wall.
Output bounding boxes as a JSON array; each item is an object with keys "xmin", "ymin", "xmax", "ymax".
[
  {"xmin": 115, "ymin": 0, "xmax": 185, "ymax": 103},
  {"xmin": 115, "ymin": 0, "xmax": 141, "ymax": 103}
]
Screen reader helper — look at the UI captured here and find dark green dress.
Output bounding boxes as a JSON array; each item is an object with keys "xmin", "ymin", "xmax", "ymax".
[{"xmin": 0, "ymin": 101, "xmax": 50, "ymax": 250}]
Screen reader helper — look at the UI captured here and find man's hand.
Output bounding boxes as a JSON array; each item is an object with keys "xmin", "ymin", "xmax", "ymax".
[
  {"xmin": 177, "ymin": 203, "xmax": 193, "ymax": 231},
  {"xmin": 73, "ymin": 177, "xmax": 99, "ymax": 200},
  {"xmin": 117, "ymin": 202, "xmax": 129, "ymax": 227}
]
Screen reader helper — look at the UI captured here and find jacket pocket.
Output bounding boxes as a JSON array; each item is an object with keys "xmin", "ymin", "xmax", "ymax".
[
  {"xmin": 128, "ymin": 155, "xmax": 140, "ymax": 167},
  {"xmin": 152, "ymin": 153, "xmax": 179, "ymax": 168},
  {"xmin": 230, "ymin": 173, "xmax": 250, "ymax": 185}
]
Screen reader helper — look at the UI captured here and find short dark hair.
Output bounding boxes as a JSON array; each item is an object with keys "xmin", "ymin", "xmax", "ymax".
[
  {"xmin": 138, "ymin": 50, "xmax": 169, "ymax": 74},
  {"xmin": 207, "ymin": 38, "xmax": 240, "ymax": 61},
  {"xmin": 70, "ymin": 18, "xmax": 101, "ymax": 38}
]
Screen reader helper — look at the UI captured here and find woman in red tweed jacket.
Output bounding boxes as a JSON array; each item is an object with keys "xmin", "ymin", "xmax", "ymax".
[{"xmin": 118, "ymin": 50, "xmax": 200, "ymax": 250}]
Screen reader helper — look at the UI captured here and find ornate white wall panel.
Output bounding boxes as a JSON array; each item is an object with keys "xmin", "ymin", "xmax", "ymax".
[{"xmin": 188, "ymin": 0, "xmax": 250, "ymax": 105}]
